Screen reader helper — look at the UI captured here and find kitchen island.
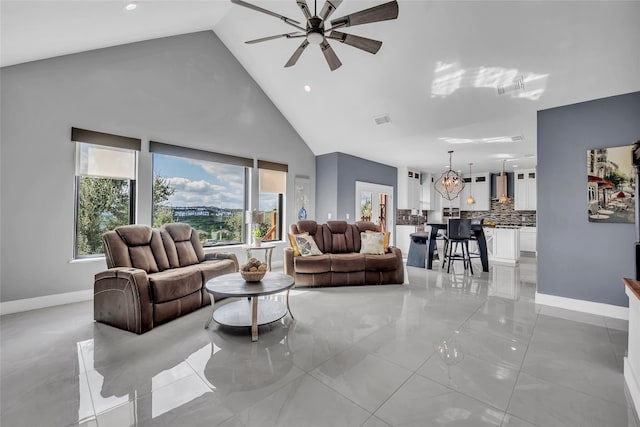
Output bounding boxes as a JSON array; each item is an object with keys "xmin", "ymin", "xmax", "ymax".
[{"xmin": 484, "ymin": 226, "xmax": 520, "ymax": 265}]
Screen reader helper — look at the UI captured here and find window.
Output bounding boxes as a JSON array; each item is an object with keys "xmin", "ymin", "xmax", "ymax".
[
  {"xmin": 72, "ymin": 128, "xmax": 140, "ymax": 257},
  {"xmin": 150, "ymin": 142, "xmax": 251, "ymax": 246},
  {"xmin": 258, "ymin": 160, "xmax": 287, "ymax": 241}
]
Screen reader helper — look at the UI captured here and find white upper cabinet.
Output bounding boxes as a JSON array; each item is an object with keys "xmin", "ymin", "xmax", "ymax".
[
  {"xmin": 397, "ymin": 167, "xmax": 421, "ymax": 210},
  {"xmin": 460, "ymin": 172, "xmax": 491, "ymax": 211},
  {"xmin": 514, "ymin": 169, "xmax": 537, "ymax": 211}
]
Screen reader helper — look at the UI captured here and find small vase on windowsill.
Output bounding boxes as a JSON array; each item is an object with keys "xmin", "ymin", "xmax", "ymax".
[{"xmin": 253, "ymin": 237, "xmax": 262, "ymax": 247}]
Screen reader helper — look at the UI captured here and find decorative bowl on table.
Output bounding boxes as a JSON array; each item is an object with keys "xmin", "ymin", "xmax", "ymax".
[
  {"xmin": 240, "ymin": 258, "xmax": 268, "ymax": 282},
  {"xmin": 241, "ymin": 270, "xmax": 266, "ymax": 282}
]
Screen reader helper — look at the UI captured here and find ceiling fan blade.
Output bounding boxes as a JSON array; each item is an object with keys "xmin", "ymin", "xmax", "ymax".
[
  {"xmin": 320, "ymin": 40, "xmax": 342, "ymax": 71},
  {"xmin": 330, "ymin": 0, "xmax": 398, "ymax": 28},
  {"xmin": 327, "ymin": 30, "xmax": 382, "ymax": 54},
  {"xmin": 246, "ymin": 32, "xmax": 305, "ymax": 44},
  {"xmin": 296, "ymin": 0, "xmax": 312, "ymax": 20},
  {"xmin": 285, "ymin": 40, "xmax": 310, "ymax": 68},
  {"xmin": 319, "ymin": 0, "xmax": 343, "ymax": 20},
  {"xmin": 230, "ymin": 0, "xmax": 306, "ymax": 31}
]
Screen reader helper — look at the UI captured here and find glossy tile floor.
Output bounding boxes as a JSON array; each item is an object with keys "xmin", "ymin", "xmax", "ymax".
[{"xmin": 2, "ymin": 256, "xmax": 638, "ymax": 426}]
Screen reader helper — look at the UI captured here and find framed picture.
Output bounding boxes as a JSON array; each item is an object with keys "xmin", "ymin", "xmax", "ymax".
[
  {"xmin": 587, "ymin": 144, "xmax": 635, "ymax": 223},
  {"xmin": 294, "ymin": 176, "xmax": 310, "ymax": 221}
]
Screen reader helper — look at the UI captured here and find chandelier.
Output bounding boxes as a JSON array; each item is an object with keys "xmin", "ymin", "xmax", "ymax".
[{"xmin": 435, "ymin": 151, "xmax": 464, "ymax": 201}]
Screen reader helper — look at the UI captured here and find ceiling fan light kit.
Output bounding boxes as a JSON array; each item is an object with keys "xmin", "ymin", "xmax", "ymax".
[{"xmin": 230, "ymin": 0, "xmax": 399, "ymax": 71}]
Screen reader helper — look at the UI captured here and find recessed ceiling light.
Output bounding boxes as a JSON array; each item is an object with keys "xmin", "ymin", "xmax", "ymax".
[
  {"xmin": 125, "ymin": 2, "xmax": 137, "ymax": 11},
  {"xmin": 303, "ymin": 85, "xmax": 311, "ymax": 92},
  {"xmin": 495, "ymin": 153, "xmax": 514, "ymax": 159},
  {"xmin": 512, "ymin": 164, "xmax": 519, "ymax": 168}
]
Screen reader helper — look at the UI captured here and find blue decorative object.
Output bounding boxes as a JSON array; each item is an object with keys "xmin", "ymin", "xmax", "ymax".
[{"xmin": 297, "ymin": 206, "xmax": 307, "ymax": 221}]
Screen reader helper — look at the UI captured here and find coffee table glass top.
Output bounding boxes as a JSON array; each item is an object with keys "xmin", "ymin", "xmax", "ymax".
[{"xmin": 205, "ymin": 272, "xmax": 294, "ymax": 298}]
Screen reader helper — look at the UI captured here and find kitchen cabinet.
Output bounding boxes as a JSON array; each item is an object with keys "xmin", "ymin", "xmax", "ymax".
[
  {"xmin": 519, "ymin": 226, "xmax": 537, "ymax": 253},
  {"xmin": 514, "ymin": 169, "xmax": 537, "ymax": 211},
  {"xmin": 397, "ymin": 167, "xmax": 421, "ymax": 210},
  {"xmin": 420, "ymin": 173, "xmax": 432, "ymax": 210},
  {"xmin": 460, "ymin": 172, "xmax": 490, "ymax": 211}
]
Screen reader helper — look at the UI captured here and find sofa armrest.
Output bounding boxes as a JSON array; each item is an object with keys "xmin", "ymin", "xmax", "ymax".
[
  {"xmin": 94, "ymin": 267, "xmax": 153, "ymax": 334},
  {"xmin": 204, "ymin": 252, "xmax": 239, "ymax": 271},
  {"xmin": 283, "ymin": 248, "xmax": 295, "ymax": 277},
  {"xmin": 388, "ymin": 246, "xmax": 405, "ymax": 284}
]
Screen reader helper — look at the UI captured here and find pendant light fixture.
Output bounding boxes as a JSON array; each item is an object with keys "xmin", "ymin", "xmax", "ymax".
[
  {"xmin": 466, "ymin": 163, "xmax": 476, "ymax": 205},
  {"xmin": 435, "ymin": 151, "xmax": 464, "ymax": 201},
  {"xmin": 498, "ymin": 159, "xmax": 509, "ymax": 203}
]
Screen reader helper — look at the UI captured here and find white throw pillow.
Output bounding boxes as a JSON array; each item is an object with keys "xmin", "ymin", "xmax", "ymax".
[
  {"xmin": 360, "ymin": 231, "xmax": 385, "ymax": 255},
  {"xmin": 294, "ymin": 234, "xmax": 323, "ymax": 257}
]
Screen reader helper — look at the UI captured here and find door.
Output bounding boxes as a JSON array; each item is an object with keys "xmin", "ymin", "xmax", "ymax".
[{"xmin": 355, "ymin": 181, "xmax": 394, "ymax": 234}]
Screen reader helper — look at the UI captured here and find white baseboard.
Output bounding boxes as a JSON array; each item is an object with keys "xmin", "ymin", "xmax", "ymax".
[
  {"xmin": 0, "ymin": 289, "xmax": 93, "ymax": 315},
  {"xmin": 625, "ymin": 357, "xmax": 640, "ymax": 416},
  {"xmin": 535, "ymin": 292, "xmax": 629, "ymax": 320}
]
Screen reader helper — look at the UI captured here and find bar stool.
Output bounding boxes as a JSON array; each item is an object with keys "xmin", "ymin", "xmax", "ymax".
[{"xmin": 444, "ymin": 218, "xmax": 474, "ymax": 274}]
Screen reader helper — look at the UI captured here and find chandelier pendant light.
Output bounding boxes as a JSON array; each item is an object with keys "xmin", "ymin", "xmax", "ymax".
[
  {"xmin": 467, "ymin": 163, "xmax": 475, "ymax": 205},
  {"xmin": 435, "ymin": 151, "xmax": 464, "ymax": 201}
]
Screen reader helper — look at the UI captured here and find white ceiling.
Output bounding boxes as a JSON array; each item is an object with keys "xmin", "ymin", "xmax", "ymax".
[{"xmin": 2, "ymin": 0, "xmax": 639, "ymax": 173}]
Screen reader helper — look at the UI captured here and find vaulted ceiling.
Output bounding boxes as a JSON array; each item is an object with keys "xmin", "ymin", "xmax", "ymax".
[{"xmin": 2, "ymin": 1, "xmax": 639, "ymax": 173}]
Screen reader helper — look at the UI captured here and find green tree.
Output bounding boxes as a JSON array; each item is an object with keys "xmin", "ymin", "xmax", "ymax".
[
  {"xmin": 76, "ymin": 174, "xmax": 175, "ymax": 256},
  {"xmin": 224, "ymin": 210, "xmax": 244, "ymax": 242},
  {"xmin": 76, "ymin": 177, "xmax": 131, "ymax": 255},
  {"xmin": 152, "ymin": 175, "xmax": 175, "ymax": 227}
]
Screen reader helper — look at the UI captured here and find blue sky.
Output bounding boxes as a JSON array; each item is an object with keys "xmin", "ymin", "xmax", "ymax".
[{"xmin": 153, "ymin": 154, "xmax": 280, "ymax": 211}]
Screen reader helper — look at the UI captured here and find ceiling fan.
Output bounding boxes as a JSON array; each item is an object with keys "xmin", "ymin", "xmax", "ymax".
[{"xmin": 230, "ymin": 0, "xmax": 399, "ymax": 71}]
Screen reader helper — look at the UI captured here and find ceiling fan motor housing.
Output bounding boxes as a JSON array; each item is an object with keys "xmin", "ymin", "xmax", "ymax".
[{"xmin": 307, "ymin": 17, "xmax": 324, "ymax": 44}]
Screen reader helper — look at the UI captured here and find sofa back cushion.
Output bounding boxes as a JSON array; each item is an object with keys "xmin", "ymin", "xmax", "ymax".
[
  {"xmin": 162, "ymin": 223, "xmax": 205, "ymax": 267},
  {"xmin": 323, "ymin": 221, "xmax": 357, "ymax": 253},
  {"xmin": 102, "ymin": 225, "xmax": 170, "ymax": 273}
]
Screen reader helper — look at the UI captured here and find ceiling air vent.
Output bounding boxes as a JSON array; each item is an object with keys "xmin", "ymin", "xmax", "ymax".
[
  {"xmin": 374, "ymin": 113, "xmax": 392, "ymax": 125},
  {"xmin": 497, "ymin": 75, "xmax": 524, "ymax": 95},
  {"xmin": 512, "ymin": 135, "xmax": 525, "ymax": 142}
]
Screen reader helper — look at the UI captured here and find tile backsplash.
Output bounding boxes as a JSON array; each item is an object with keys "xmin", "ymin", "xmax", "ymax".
[
  {"xmin": 460, "ymin": 197, "xmax": 536, "ymax": 226},
  {"xmin": 396, "ymin": 209, "xmax": 428, "ymax": 225}
]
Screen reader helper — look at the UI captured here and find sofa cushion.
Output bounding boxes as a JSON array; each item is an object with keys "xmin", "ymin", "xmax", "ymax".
[
  {"xmin": 295, "ymin": 234, "xmax": 323, "ymax": 257},
  {"xmin": 163, "ymin": 223, "xmax": 205, "ymax": 267},
  {"xmin": 116, "ymin": 225, "xmax": 153, "ymax": 246},
  {"xmin": 288, "ymin": 232, "xmax": 308, "ymax": 257},
  {"xmin": 360, "ymin": 232, "xmax": 385, "ymax": 255},
  {"xmin": 330, "ymin": 253, "xmax": 365, "ymax": 272},
  {"xmin": 197, "ymin": 259, "xmax": 238, "ymax": 283},
  {"xmin": 128, "ymin": 246, "xmax": 160, "ymax": 273},
  {"xmin": 324, "ymin": 221, "xmax": 356, "ymax": 253},
  {"xmin": 293, "ymin": 254, "xmax": 331, "ymax": 273},
  {"xmin": 364, "ymin": 253, "xmax": 398, "ymax": 272},
  {"xmin": 148, "ymin": 267, "xmax": 202, "ymax": 303}
]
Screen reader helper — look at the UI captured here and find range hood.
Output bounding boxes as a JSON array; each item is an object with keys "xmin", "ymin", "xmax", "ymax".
[{"xmin": 496, "ymin": 172, "xmax": 508, "ymax": 202}]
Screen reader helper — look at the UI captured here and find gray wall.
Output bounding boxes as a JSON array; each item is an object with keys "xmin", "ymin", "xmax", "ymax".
[
  {"xmin": 0, "ymin": 31, "xmax": 316, "ymax": 302},
  {"xmin": 315, "ymin": 153, "xmax": 338, "ymax": 222},
  {"xmin": 316, "ymin": 152, "xmax": 397, "ymax": 222},
  {"xmin": 537, "ymin": 91, "xmax": 640, "ymax": 307}
]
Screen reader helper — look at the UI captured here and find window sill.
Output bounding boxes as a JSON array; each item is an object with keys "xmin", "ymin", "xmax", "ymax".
[{"xmin": 69, "ymin": 256, "xmax": 105, "ymax": 264}]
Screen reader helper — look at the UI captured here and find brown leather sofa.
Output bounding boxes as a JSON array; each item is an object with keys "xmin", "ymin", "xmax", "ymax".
[
  {"xmin": 94, "ymin": 223, "xmax": 238, "ymax": 334},
  {"xmin": 284, "ymin": 220, "xmax": 404, "ymax": 286}
]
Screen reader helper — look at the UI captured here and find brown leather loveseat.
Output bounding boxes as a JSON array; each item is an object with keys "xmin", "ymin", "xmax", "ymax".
[
  {"xmin": 94, "ymin": 223, "xmax": 239, "ymax": 334},
  {"xmin": 284, "ymin": 220, "xmax": 404, "ymax": 286}
]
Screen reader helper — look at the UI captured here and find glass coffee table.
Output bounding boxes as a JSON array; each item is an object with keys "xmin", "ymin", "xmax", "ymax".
[{"xmin": 204, "ymin": 272, "xmax": 295, "ymax": 342}]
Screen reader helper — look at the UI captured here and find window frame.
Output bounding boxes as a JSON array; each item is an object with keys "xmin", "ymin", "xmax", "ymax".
[
  {"xmin": 71, "ymin": 128, "xmax": 141, "ymax": 259},
  {"xmin": 150, "ymin": 141, "xmax": 253, "ymax": 247}
]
